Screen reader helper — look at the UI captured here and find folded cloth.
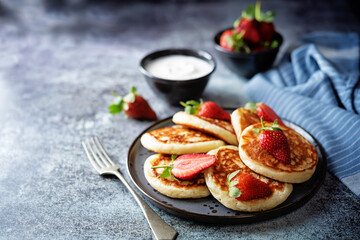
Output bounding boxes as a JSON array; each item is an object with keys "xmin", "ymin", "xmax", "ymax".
[{"xmin": 245, "ymin": 31, "xmax": 360, "ymax": 197}]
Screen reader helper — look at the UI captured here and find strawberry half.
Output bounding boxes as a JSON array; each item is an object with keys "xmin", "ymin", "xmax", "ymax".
[
  {"xmin": 253, "ymin": 118, "xmax": 291, "ymax": 164},
  {"xmin": 180, "ymin": 99, "xmax": 231, "ymax": 121},
  {"xmin": 245, "ymin": 102, "xmax": 285, "ymax": 126},
  {"xmin": 227, "ymin": 171, "xmax": 272, "ymax": 201},
  {"xmin": 171, "ymin": 154, "xmax": 216, "ymax": 180},
  {"xmin": 109, "ymin": 86, "xmax": 157, "ymax": 120}
]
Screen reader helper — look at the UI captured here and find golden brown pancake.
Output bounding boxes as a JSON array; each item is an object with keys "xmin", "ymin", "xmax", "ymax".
[
  {"xmin": 239, "ymin": 123, "xmax": 318, "ymax": 183},
  {"xmin": 204, "ymin": 146, "xmax": 293, "ymax": 212},
  {"xmin": 172, "ymin": 111, "xmax": 237, "ymax": 145},
  {"xmin": 231, "ymin": 108, "xmax": 260, "ymax": 142},
  {"xmin": 140, "ymin": 125, "xmax": 226, "ymax": 155},
  {"xmin": 144, "ymin": 154, "xmax": 210, "ymax": 198}
]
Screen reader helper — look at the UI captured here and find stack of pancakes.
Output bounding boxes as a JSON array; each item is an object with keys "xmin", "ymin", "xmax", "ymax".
[{"xmin": 140, "ymin": 107, "xmax": 318, "ymax": 212}]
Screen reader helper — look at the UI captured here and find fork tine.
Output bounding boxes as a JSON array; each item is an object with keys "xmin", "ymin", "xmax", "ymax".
[
  {"xmin": 82, "ymin": 140, "xmax": 101, "ymax": 172},
  {"xmin": 90, "ymin": 137, "xmax": 111, "ymax": 167},
  {"xmin": 94, "ymin": 136, "xmax": 116, "ymax": 166},
  {"xmin": 86, "ymin": 138, "xmax": 106, "ymax": 169}
]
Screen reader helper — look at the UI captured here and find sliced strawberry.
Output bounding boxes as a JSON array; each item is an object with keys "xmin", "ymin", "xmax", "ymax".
[
  {"xmin": 109, "ymin": 86, "xmax": 157, "ymax": 120},
  {"xmin": 253, "ymin": 118, "xmax": 291, "ymax": 164},
  {"xmin": 234, "ymin": 173, "xmax": 272, "ymax": 201},
  {"xmin": 180, "ymin": 99, "xmax": 231, "ymax": 121},
  {"xmin": 171, "ymin": 154, "xmax": 216, "ymax": 180}
]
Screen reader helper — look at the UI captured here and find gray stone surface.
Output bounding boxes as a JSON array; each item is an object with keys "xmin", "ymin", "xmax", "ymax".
[{"xmin": 0, "ymin": 0, "xmax": 359, "ymax": 239}]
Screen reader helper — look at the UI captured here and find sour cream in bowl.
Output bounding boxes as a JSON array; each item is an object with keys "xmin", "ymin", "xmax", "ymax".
[{"xmin": 140, "ymin": 49, "xmax": 216, "ymax": 105}]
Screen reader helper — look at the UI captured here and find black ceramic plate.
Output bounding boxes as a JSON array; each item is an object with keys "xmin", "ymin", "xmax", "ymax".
[{"xmin": 127, "ymin": 117, "xmax": 326, "ymax": 224}]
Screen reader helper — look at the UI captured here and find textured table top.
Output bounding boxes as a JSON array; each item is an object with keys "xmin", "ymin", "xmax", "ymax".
[{"xmin": 0, "ymin": 0, "xmax": 359, "ymax": 239}]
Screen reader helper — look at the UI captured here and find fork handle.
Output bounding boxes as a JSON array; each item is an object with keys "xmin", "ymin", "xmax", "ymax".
[{"xmin": 111, "ymin": 170, "xmax": 178, "ymax": 240}]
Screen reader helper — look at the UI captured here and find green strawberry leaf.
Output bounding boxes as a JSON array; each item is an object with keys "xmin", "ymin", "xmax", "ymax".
[
  {"xmin": 270, "ymin": 40, "xmax": 278, "ymax": 48},
  {"xmin": 124, "ymin": 86, "xmax": 137, "ymax": 103},
  {"xmin": 227, "ymin": 170, "xmax": 242, "ymax": 198},
  {"xmin": 109, "ymin": 92, "xmax": 125, "ymax": 115},
  {"xmin": 108, "ymin": 103, "xmax": 123, "ymax": 114},
  {"xmin": 244, "ymin": 102, "xmax": 257, "ymax": 111},
  {"xmin": 261, "ymin": 11, "xmax": 276, "ymax": 22},
  {"xmin": 253, "ymin": 128, "xmax": 261, "ymax": 134},
  {"xmin": 233, "ymin": 17, "xmax": 241, "ymax": 28},
  {"xmin": 227, "ymin": 170, "xmax": 241, "ymax": 184},
  {"xmin": 225, "ymin": 35, "xmax": 234, "ymax": 48},
  {"xmin": 229, "ymin": 186, "xmax": 242, "ymax": 198},
  {"xmin": 229, "ymin": 180, "xmax": 238, "ymax": 188},
  {"xmin": 241, "ymin": 5, "xmax": 255, "ymax": 20}
]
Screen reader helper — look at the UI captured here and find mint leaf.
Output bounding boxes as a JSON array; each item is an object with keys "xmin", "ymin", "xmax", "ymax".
[
  {"xmin": 160, "ymin": 167, "xmax": 171, "ymax": 178},
  {"xmin": 151, "ymin": 156, "xmax": 176, "ymax": 178}
]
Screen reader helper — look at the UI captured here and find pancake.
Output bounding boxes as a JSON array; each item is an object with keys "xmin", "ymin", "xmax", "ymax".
[
  {"xmin": 140, "ymin": 125, "xmax": 226, "ymax": 155},
  {"xmin": 144, "ymin": 154, "xmax": 210, "ymax": 198},
  {"xmin": 172, "ymin": 111, "xmax": 237, "ymax": 145},
  {"xmin": 204, "ymin": 146, "xmax": 293, "ymax": 212},
  {"xmin": 231, "ymin": 108, "xmax": 260, "ymax": 142},
  {"xmin": 239, "ymin": 123, "xmax": 318, "ymax": 183}
]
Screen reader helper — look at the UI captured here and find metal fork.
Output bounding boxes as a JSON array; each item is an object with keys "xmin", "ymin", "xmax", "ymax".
[{"xmin": 82, "ymin": 137, "xmax": 178, "ymax": 240}]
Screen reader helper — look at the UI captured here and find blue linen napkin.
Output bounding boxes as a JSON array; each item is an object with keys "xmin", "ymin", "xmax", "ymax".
[{"xmin": 245, "ymin": 31, "xmax": 360, "ymax": 197}]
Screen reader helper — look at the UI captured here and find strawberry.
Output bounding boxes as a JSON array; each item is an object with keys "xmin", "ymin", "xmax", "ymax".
[
  {"xmin": 235, "ymin": 18, "xmax": 260, "ymax": 45},
  {"xmin": 180, "ymin": 99, "xmax": 231, "ymax": 121},
  {"xmin": 253, "ymin": 118, "xmax": 291, "ymax": 164},
  {"xmin": 259, "ymin": 22, "xmax": 275, "ymax": 42},
  {"xmin": 152, "ymin": 154, "xmax": 216, "ymax": 180},
  {"xmin": 109, "ymin": 86, "xmax": 157, "ymax": 120},
  {"xmin": 171, "ymin": 154, "xmax": 216, "ymax": 180},
  {"xmin": 219, "ymin": 29, "xmax": 235, "ymax": 51},
  {"xmin": 231, "ymin": 2, "xmax": 277, "ymax": 51},
  {"xmin": 227, "ymin": 170, "xmax": 272, "ymax": 201},
  {"xmin": 245, "ymin": 102, "xmax": 285, "ymax": 126}
]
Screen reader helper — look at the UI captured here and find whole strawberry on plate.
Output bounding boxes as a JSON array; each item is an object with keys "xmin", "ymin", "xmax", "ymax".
[
  {"xmin": 109, "ymin": 86, "xmax": 157, "ymax": 120},
  {"xmin": 180, "ymin": 99, "xmax": 231, "ymax": 121},
  {"xmin": 253, "ymin": 118, "xmax": 291, "ymax": 164},
  {"xmin": 245, "ymin": 102, "xmax": 285, "ymax": 126},
  {"xmin": 227, "ymin": 170, "xmax": 272, "ymax": 201}
]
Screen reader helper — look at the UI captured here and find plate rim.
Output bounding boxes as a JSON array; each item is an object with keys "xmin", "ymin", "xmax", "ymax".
[{"xmin": 126, "ymin": 116, "xmax": 327, "ymax": 223}]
